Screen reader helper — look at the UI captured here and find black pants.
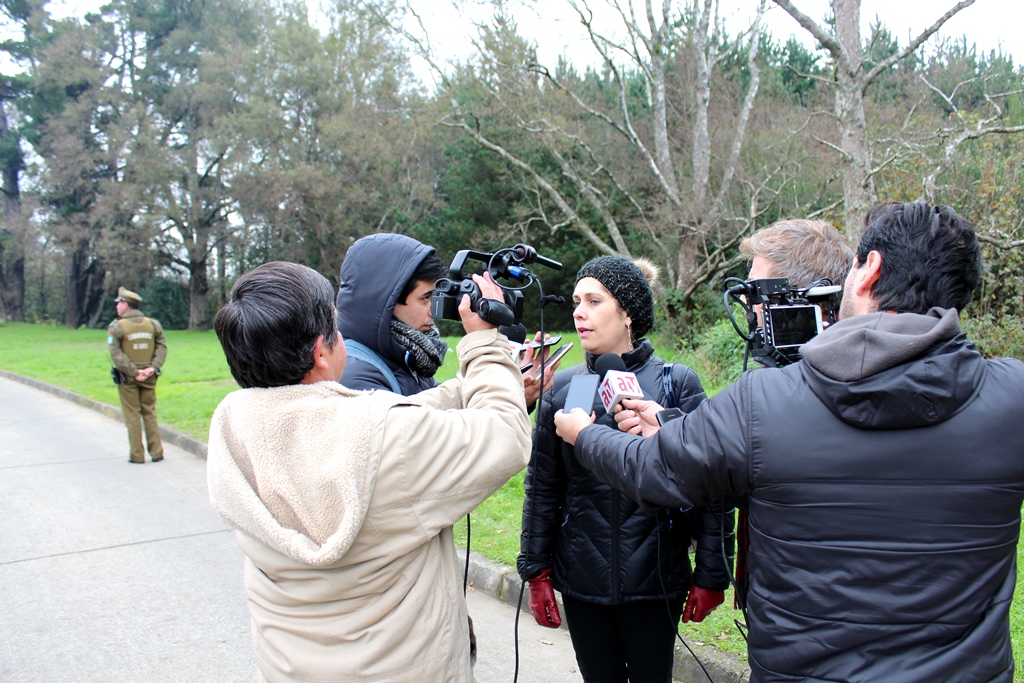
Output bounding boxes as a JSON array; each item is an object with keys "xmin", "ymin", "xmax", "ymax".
[{"xmin": 562, "ymin": 594, "xmax": 686, "ymax": 683}]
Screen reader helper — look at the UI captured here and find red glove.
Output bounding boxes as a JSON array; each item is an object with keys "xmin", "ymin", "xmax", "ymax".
[
  {"xmin": 680, "ymin": 585, "xmax": 724, "ymax": 623},
  {"xmin": 527, "ymin": 569, "xmax": 562, "ymax": 628}
]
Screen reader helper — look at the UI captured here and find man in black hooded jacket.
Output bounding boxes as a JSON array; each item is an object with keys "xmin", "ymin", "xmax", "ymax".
[
  {"xmin": 555, "ymin": 201, "xmax": 1024, "ymax": 682},
  {"xmin": 336, "ymin": 234, "xmax": 450, "ymax": 394},
  {"xmin": 337, "ymin": 233, "xmax": 558, "ymax": 398}
]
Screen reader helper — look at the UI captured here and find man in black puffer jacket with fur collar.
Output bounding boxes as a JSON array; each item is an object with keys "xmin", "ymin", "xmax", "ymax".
[{"xmin": 557, "ymin": 201, "xmax": 1024, "ymax": 682}]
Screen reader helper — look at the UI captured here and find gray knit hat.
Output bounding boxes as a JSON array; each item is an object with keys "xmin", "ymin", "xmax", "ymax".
[{"xmin": 575, "ymin": 256, "xmax": 654, "ymax": 339}]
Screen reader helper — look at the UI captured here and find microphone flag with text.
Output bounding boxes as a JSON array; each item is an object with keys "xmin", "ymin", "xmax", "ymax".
[{"xmin": 596, "ymin": 354, "xmax": 644, "ymax": 413}]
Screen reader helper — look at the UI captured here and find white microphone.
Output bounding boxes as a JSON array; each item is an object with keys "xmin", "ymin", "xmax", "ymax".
[{"xmin": 596, "ymin": 355, "xmax": 644, "ymax": 414}]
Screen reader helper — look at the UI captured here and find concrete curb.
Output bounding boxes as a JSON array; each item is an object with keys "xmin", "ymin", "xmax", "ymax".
[
  {"xmin": 2, "ymin": 369, "xmax": 750, "ymax": 683},
  {"xmin": 0, "ymin": 369, "xmax": 208, "ymax": 458}
]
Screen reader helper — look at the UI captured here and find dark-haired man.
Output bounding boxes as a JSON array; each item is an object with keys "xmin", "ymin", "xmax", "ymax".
[
  {"xmin": 556, "ymin": 202, "xmax": 1024, "ymax": 682},
  {"xmin": 336, "ymin": 233, "xmax": 450, "ymax": 394},
  {"xmin": 207, "ymin": 261, "xmax": 531, "ymax": 683}
]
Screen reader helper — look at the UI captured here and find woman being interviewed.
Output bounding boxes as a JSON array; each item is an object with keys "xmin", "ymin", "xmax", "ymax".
[{"xmin": 518, "ymin": 256, "xmax": 734, "ymax": 683}]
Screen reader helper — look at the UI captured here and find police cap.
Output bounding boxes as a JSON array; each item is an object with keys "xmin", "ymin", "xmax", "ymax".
[{"xmin": 116, "ymin": 286, "xmax": 142, "ymax": 305}]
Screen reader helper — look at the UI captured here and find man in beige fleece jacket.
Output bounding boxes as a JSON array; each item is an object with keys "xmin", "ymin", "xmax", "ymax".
[{"xmin": 207, "ymin": 261, "xmax": 531, "ymax": 683}]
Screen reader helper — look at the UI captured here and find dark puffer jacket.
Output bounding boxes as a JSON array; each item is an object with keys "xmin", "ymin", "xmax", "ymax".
[
  {"xmin": 518, "ymin": 339, "xmax": 734, "ymax": 604},
  {"xmin": 575, "ymin": 308, "xmax": 1024, "ymax": 682},
  {"xmin": 336, "ymin": 234, "xmax": 440, "ymax": 394}
]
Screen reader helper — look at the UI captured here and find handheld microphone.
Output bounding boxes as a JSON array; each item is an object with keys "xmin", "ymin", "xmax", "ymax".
[
  {"xmin": 596, "ymin": 354, "xmax": 643, "ymax": 414},
  {"xmin": 500, "ymin": 323, "xmax": 528, "ymax": 361}
]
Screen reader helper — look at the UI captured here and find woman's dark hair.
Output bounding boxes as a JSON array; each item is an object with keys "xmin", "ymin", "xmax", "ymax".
[
  {"xmin": 856, "ymin": 201, "xmax": 981, "ymax": 314},
  {"xmin": 213, "ymin": 262, "xmax": 338, "ymax": 388}
]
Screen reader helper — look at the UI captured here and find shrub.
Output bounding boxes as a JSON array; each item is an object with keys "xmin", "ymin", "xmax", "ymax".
[
  {"xmin": 660, "ymin": 315, "xmax": 748, "ymax": 396},
  {"xmin": 961, "ymin": 314, "xmax": 1024, "ymax": 360}
]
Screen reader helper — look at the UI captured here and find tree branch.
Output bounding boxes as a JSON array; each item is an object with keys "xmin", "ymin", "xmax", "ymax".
[
  {"xmin": 862, "ymin": 0, "xmax": 977, "ymax": 89},
  {"xmin": 441, "ymin": 106, "xmax": 618, "ymax": 256},
  {"xmin": 712, "ymin": 0, "xmax": 765, "ymax": 219},
  {"xmin": 770, "ymin": 0, "xmax": 846, "ymax": 71}
]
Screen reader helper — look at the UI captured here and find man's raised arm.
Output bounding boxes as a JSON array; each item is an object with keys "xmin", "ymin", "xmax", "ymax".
[{"xmin": 559, "ymin": 377, "xmax": 752, "ymax": 512}]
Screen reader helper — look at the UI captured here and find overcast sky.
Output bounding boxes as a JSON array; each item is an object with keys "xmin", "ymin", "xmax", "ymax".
[
  {"xmin": 401, "ymin": 0, "xmax": 1020, "ymax": 75},
  {"xmin": 39, "ymin": 0, "xmax": 1022, "ymax": 72}
]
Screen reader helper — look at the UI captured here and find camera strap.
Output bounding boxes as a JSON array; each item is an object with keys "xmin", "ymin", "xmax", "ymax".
[{"xmin": 343, "ymin": 340, "xmax": 402, "ymax": 394}]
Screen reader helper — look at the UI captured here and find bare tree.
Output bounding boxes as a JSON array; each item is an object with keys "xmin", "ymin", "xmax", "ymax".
[
  {"xmin": 771, "ymin": 0, "xmax": 977, "ymax": 237},
  {"xmin": 435, "ymin": 0, "xmax": 773, "ymax": 303},
  {"xmin": 919, "ymin": 72, "xmax": 1024, "ymax": 203}
]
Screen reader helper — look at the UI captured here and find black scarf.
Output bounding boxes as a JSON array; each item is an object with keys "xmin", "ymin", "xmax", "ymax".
[{"xmin": 389, "ymin": 318, "xmax": 448, "ymax": 378}]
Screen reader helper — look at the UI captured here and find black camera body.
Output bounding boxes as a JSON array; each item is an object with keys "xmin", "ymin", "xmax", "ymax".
[
  {"xmin": 432, "ymin": 275, "xmax": 523, "ymax": 328},
  {"xmin": 431, "ymin": 245, "xmax": 561, "ymax": 327},
  {"xmin": 724, "ymin": 277, "xmax": 841, "ymax": 368}
]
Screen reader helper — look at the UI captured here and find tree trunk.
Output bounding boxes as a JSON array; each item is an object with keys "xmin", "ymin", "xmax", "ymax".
[
  {"xmin": 690, "ymin": 0, "xmax": 714, "ymax": 217},
  {"xmin": 835, "ymin": 74, "xmax": 874, "ymax": 238},
  {"xmin": 188, "ymin": 252, "xmax": 209, "ymax": 330},
  {"xmin": 63, "ymin": 248, "xmax": 83, "ymax": 329},
  {"xmin": 0, "ymin": 99, "xmax": 25, "ymax": 322},
  {"xmin": 63, "ymin": 239, "xmax": 106, "ymax": 328},
  {"xmin": 833, "ymin": 0, "xmax": 875, "ymax": 238},
  {"xmin": 648, "ymin": 0, "xmax": 679, "ymax": 205},
  {"xmin": 216, "ymin": 237, "xmax": 227, "ymax": 311}
]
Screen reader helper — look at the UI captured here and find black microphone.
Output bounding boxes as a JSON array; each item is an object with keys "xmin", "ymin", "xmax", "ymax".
[
  {"xmin": 562, "ymin": 354, "xmax": 625, "ymax": 414},
  {"xmin": 500, "ymin": 323, "xmax": 527, "ymax": 345},
  {"xmin": 500, "ymin": 323, "xmax": 529, "ymax": 367},
  {"xmin": 594, "ymin": 353, "xmax": 624, "ymax": 382}
]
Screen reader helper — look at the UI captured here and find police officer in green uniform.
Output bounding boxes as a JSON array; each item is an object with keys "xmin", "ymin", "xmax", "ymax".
[{"xmin": 107, "ymin": 286, "xmax": 168, "ymax": 463}]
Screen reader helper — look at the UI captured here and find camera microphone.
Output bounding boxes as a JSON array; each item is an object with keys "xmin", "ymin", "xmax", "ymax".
[
  {"xmin": 511, "ymin": 244, "xmax": 563, "ymax": 271},
  {"xmin": 596, "ymin": 354, "xmax": 644, "ymax": 414},
  {"xmin": 500, "ymin": 323, "xmax": 527, "ymax": 345}
]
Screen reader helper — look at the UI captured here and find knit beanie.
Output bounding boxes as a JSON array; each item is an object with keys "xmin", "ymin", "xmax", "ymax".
[{"xmin": 575, "ymin": 256, "xmax": 655, "ymax": 339}]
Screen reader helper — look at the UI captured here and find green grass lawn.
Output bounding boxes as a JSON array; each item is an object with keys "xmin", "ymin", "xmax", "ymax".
[
  {"xmin": 0, "ymin": 322, "xmax": 235, "ymax": 440},
  {"xmin": 2, "ymin": 320, "xmax": 1022, "ymax": 671}
]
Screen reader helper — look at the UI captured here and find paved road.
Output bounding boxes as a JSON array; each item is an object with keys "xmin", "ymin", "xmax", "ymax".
[{"xmin": 0, "ymin": 375, "xmax": 583, "ymax": 683}]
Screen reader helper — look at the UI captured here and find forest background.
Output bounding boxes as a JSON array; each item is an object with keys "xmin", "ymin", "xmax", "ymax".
[{"xmin": 1, "ymin": 0, "xmax": 1023, "ymax": 342}]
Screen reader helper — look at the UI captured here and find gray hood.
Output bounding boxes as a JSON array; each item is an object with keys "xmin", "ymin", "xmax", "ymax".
[
  {"xmin": 799, "ymin": 307, "xmax": 985, "ymax": 429},
  {"xmin": 335, "ymin": 233, "xmax": 436, "ymax": 366}
]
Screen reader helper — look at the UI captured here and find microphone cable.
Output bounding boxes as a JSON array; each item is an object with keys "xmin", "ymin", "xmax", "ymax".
[
  {"xmin": 655, "ymin": 510, "xmax": 716, "ymax": 683},
  {"xmin": 514, "ymin": 276, "xmax": 557, "ymax": 683}
]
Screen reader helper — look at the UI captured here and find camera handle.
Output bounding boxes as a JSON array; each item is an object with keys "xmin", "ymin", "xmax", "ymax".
[{"xmin": 475, "ymin": 297, "xmax": 516, "ymax": 327}]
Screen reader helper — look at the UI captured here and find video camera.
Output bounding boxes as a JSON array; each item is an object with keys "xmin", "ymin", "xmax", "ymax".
[
  {"xmin": 431, "ymin": 244, "xmax": 562, "ymax": 327},
  {"xmin": 723, "ymin": 277, "xmax": 841, "ymax": 367}
]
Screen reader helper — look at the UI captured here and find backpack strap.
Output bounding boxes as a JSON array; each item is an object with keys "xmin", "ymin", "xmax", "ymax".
[
  {"xmin": 661, "ymin": 362, "xmax": 676, "ymax": 409},
  {"xmin": 343, "ymin": 339, "xmax": 402, "ymax": 393}
]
